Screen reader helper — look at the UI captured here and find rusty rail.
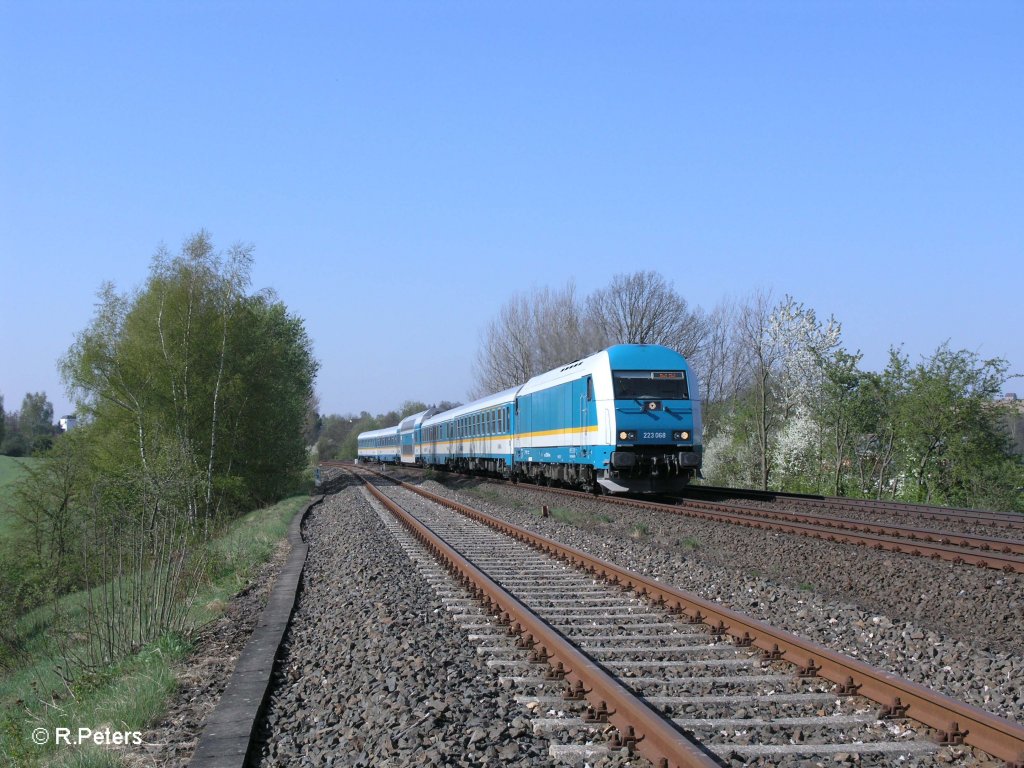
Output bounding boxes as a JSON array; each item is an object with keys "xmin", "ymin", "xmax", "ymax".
[
  {"xmin": 688, "ymin": 484, "xmax": 1024, "ymax": 531},
  {"xmin": 790, "ymin": 495, "xmax": 1024, "ymax": 530},
  {"xmin": 661, "ymin": 498, "xmax": 1024, "ymax": 570},
  {"xmin": 358, "ymin": 475, "xmax": 719, "ymax": 768},
  {"xmin": 439, "ymin": 473, "xmax": 1024, "ymax": 573},
  {"xmin": 358, "ymin": 469, "xmax": 1024, "ymax": 767},
  {"xmin": 673, "ymin": 498, "xmax": 1024, "ymax": 557},
  {"xmin": 329, "ymin": 462, "xmax": 1024, "ymax": 572}
]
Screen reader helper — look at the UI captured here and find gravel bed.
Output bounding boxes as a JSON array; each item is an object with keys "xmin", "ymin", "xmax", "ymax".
[
  {"xmin": 373, "ymin": 480, "xmax": 996, "ymax": 768},
  {"xmin": 252, "ymin": 485, "xmax": 649, "ymax": 767},
  {"xmin": 386, "ymin": 470, "xmax": 1024, "ymax": 728}
]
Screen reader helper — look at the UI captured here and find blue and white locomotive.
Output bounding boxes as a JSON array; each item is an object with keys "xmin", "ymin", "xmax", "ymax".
[{"xmin": 357, "ymin": 344, "xmax": 702, "ymax": 494}]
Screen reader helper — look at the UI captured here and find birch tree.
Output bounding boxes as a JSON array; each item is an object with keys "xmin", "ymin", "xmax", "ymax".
[
  {"xmin": 62, "ymin": 232, "xmax": 317, "ymax": 522},
  {"xmin": 52, "ymin": 231, "xmax": 317, "ymax": 659},
  {"xmin": 734, "ymin": 290, "xmax": 781, "ymax": 490}
]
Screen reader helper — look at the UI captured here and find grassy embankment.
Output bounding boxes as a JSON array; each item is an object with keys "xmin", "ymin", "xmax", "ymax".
[
  {"xmin": 0, "ymin": 456, "xmax": 40, "ymax": 538},
  {"xmin": 0, "ymin": 485, "xmax": 309, "ymax": 768}
]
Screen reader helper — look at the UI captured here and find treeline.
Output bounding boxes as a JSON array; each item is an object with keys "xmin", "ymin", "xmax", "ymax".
[
  {"xmin": 1, "ymin": 232, "xmax": 317, "ymax": 670},
  {"xmin": 469, "ymin": 271, "xmax": 1023, "ymax": 512},
  {"xmin": 0, "ymin": 392, "xmax": 60, "ymax": 456},
  {"xmin": 702, "ymin": 318, "xmax": 1021, "ymax": 510}
]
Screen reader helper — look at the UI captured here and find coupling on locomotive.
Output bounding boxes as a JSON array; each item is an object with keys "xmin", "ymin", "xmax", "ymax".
[{"xmin": 356, "ymin": 344, "xmax": 702, "ymax": 494}]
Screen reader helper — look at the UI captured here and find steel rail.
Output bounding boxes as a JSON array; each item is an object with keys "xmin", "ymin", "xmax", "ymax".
[
  {"xmin": 668, "ymin": 498, "xmax": 1024, "ymax": 557},
  {"xmin": 357, "ymin": 475, "xmax": 720, "ymax": 768},
  {"xmin": 477, "ymin": 478, "xmax": 1024, "ymax": 573},
  {"xmin": 328, "ymin": 463, "xmax": 1024, "ymax": 569},
  {"xmin": 795, "ymin": 496, "xmax": 1024, "ymax": 524},
  {"xmin": 332, "ymin": 463, "xmax": 1024, "ymax": 529},
  {"xmin": 370, "ymin": 471, "xmax": 1024, "ymax": 767},
  {"xmin": 690, "ymin": 485, "xmax": 1024, "ymax": 530}
]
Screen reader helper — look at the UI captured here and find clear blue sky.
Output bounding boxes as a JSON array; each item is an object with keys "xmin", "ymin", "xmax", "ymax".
[{"xmin": 2, "ymin": 2, "xmax": 1021, "ymax": 420}]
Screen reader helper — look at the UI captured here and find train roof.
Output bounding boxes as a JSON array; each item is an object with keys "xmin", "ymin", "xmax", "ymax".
[
  {"xmin": 605, "ymin": 344, "xmax": 690, "ymax": 370},
  {"xmin": 423, "ymin": 386, "xmax": 520, "ymax": 426},
  {"xmin": 398, "ymin": 408, "xmax": 436, "ymax": 432},
  {"xmin": 357, "ymin": 424, "xmax": 400, "ymax": 440},
  {"xmin": 516, "ymin": 345, "xmax": 690, "ymax": 396},
  {"xmin": 515, "ymin": 348, "xmax": 606, "ymax": 396}
]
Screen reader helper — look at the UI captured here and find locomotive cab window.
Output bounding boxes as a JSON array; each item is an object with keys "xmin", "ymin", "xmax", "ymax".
[{"xmin": 613, "ymin": 370, "xmax": 689, "ymax": 400}]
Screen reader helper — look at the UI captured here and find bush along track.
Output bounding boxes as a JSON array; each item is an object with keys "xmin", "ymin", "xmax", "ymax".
[{"xmin": 0, "ymin": 495, "xmax": 314, "ymax": 768}]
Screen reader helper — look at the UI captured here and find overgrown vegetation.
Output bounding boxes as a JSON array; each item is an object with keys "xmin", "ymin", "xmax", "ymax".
[
  {"xmin": 544, "ymin": 506, "xmax": 582, "ymax": 525},
  {"xmin": 464, "ymin": 484, "xmax": 526, "ymax": 509},
  {"xmin": 1, "ymin": 393, "xmax": 60, "ymax": 457},
  {"xmin": 0, "ymin": 496, "xmax": 307, "ymax": 768},
  {"xmin": 630, "ymin": 523, "xmax": 650, "ymax": 539},
  {"xmin": 0, "ymin": 457, "xmax": 38, "ymax": 535},
  {"xmin": 702, "ymin": 324, "xmax": 1024, "ymax": 510},
  {"xmin": 0, "ymin": 232, "xmax": 317, "ymax": 767}
]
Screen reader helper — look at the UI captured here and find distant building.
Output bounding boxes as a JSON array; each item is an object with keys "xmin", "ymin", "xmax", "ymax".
[
  {"xmin": 59, "ymin": 416, "xmax": 77, "ymax": 432},
  {"xmin": 1000, "ymin": 395, "xmax": 1024, "ymax": 455}
]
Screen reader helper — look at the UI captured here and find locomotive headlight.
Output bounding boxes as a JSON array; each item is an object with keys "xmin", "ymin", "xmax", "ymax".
[
  {"xmin": 673, "ymin": 431, "xmax": 691, "ymax": 441},
  {"xmin": 618, "ymin": 430, "xmax": 636, "ymax": 440}
]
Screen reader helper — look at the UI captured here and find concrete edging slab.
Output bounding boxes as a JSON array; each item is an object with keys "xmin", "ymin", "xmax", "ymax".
[{"xmin": 189, "ymin": 494, "xmax": 325, "ymax": 768}]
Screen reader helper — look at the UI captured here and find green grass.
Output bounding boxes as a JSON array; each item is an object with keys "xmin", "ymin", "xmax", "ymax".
[
  {"xmin": 0, "ymin": 456, "xmax": 40, "ymax": 538},
  {"xmin": 194, "ymin": 495, "xmax": 307, "ymax": 625},
  {"xmin": 464, "ymin": 485, "xmax": 526, "ymax": 509},
  {"xmin": 542, "ymin": 506, "xmax": 583, "ymax": 525},
  {"xmin": 0, "ymin": 494, "xmax": 309, "ymax": 767},
  {"xmin": 679, "ymin": 536, "xmax": 701, "ymax": 551},
  {"xmin": 0, "ymin": 634, "xmax": 186, "ymax": 768},
  {"xmin": 0, "ymin": 455, "xmax": 37, "ymax": 491},
  {"xmin": 630, "ymin": 523, "xmax": 651, "ymax": 538}
]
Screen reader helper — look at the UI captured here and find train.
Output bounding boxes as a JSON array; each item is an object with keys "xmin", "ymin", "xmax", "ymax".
[{"xmin": 356, "ymin": 344, "xmax": 703, "ymax": 494}]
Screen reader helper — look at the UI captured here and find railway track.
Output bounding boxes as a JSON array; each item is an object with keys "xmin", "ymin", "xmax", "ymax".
[
  {"xmin": 658, "ymin": 497, "xmax": 1024, "ymax": 571},
  {"xmin": 335, "ymin": 463, "xmax": 1024, "ymax": 574},
  {"xmin": 350, "ymin": 465, "xmax": 1024, "ymax": 767},
  {"xmin": 685, "ymin": 485, "xmax": 1024, "ymax": 533}
]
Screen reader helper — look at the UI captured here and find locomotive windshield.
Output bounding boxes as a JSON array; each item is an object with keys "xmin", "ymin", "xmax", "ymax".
[{"xmin": 613, "ymin": 370, "xmax": 689, "ymax": 400}]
